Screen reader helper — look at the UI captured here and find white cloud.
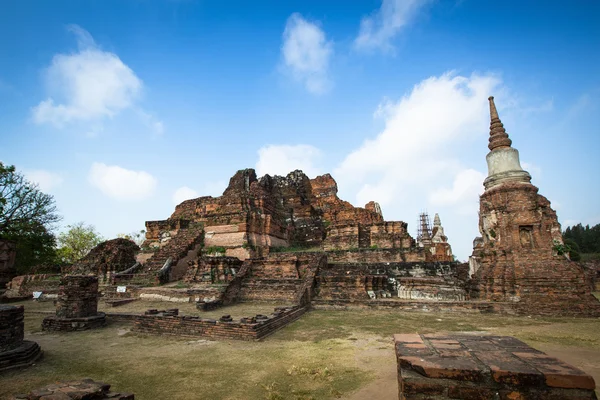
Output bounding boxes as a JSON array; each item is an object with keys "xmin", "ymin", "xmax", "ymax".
[
  {"xmin": 172, "ymin": 186, "xmax": 198, "ymax": 205},
  {"xmin": 334, "ymin": 71, "xmax": 502, "ymax": 259},
  {"xmin": 355, "ymin": 0, "xmax": 431, "ymax": 52},
  {"xmin": 256, "ymin": 144, "xmax": 322, "ymax": 177},
  {"xmin": 32, "ymin": 25, "xmax": 163, "ymax": 135},
  {"xmin": 88, "ymin": 162, "xmax": 157, "ymax": 201},
  {"xmin": 281, "ymin": 13, "xmax": 333, "ymax": 94},
  {"xmin": 429, "ymin": 169, "xmax": 485, "ymax": 215},
  {"xmin": 23, "ymin": 170, "xmax": 64, "ymax": 192}
]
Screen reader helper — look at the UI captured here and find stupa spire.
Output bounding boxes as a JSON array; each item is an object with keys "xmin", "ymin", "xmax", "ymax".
[{"xmin": 488, "ymin": 96, "xmax": 512, "ymax": 151}]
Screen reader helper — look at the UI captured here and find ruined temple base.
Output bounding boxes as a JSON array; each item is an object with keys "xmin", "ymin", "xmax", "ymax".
[
  {"xmin": 41, "ymin": 312, "xmax": 106, "ymax": 332},
  {"xmin": 313, "ymin": 299, "xmax": 519, "ymax": 314},
  {"xmin": 0, "ymin": 340, "xmax": 43, "ymax": 373},
  {"xmin": 10, "ymin": 378, "xmax": 134, "ymax": 399},
  {"xmin": 395, "ymin": 333, "xmax": 597, "ymax": 400}
]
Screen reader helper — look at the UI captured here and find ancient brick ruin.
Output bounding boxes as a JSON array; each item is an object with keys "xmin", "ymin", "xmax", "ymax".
[
  {"xmin": 394, "ymin": 333, "xmax": 597, "ymax": 399},
  {"xmin": 65, "ymin": 238, "xmax": 140, "ymax": 284},
  {"xmin": 10, "ymin": 379, "xmax": 134, "ymax": 399},
  {"xmin": 0, "ymin": 239, "xmax": 17, "ymax": 291},
  {"xmin": 3, "ymin": 274, "xmax": 61, "ymax": 300},
  {"xmin": 0, "ymin": 305, "xmax": 42, "ymax": 372},
  {"xmin": 42, "ymin": 275, "xmax": 106, "ymax": 331},
  {"xmin": 469, "ymin": 97, "xmax": 600, "ymax": 316}
]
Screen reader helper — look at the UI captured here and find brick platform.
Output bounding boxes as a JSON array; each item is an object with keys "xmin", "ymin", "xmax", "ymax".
[
  {"xmin": 394, "ymin": 333, "xmax": 597, "ymax": 399},
  {"xmin": 11, "ymin": 378, "xmax": 134, "ymax": 399},
  {"xmin": 0, "ymin": 305, "xmax": 42, "ymax": 372},
  {"xmin": 132, "ymin": 305, "xmax": 307, "ymax": 341}
]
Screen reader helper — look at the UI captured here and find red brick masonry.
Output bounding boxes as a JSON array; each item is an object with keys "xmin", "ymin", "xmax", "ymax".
[{"xmin": 394, "ymin": 333, "xmax": 597, "ymax": 399}]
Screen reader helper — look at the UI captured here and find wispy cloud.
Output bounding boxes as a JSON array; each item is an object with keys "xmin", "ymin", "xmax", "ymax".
[
  {"xmin": 281, "ymin": 13, "xmax": 333, "ymax": 94},
  {"xmin": 23, "ymin": 169, "xmax": 64, "ymax": 192},
  {"xmin": 354, "ymin": 0, "xmax": 432, "ymax": 53},
  {"xmin": 32, "ymin": 25, "xmax": 163, "ymax": 135},
  {"xmin": 172, "ymin": 186, "xmax": 198, "ymax": 205}
]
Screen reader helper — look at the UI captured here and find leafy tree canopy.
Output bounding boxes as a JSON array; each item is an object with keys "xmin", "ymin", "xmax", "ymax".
[
  {"xmin": 0, "ymin": 162, "xmax": 61, "ymax": 272},
  {"xmin": 563, "ymin": 223, "xmax": 600, "ymax": 255},
  {"xmin": 56, "ymin": 222, "xmax": 104, "ymax": 264},
  {"xmin": 0, "ymin": 162, "xmax": 60, "ymax": 236}
]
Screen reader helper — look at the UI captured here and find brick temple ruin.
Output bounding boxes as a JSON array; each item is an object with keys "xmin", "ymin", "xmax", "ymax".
[
  {"xmin": 98, "ymin": 95, "xmax": 597, "ymax": 320},
  {"xmin": 469, "ymin": 97, "xmax": 600, "ymax": 316},
  {"xmin": 2, "ymin": 96, "xmax": 598, "ymax": 345}
]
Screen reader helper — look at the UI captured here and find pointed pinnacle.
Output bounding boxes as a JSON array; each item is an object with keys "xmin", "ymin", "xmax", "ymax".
[{"xmin": 487, "ymin": 96, "xmax": 512, "ymax": 151}]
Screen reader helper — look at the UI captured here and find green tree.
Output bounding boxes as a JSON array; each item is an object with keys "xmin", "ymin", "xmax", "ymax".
[
  {"xmin": 563, "ymin": 238, "xmax": 581, "ymax": 262},
  {"xmin": 0, "ymin": 162, "xmax": 61, "ymax": 272},
  {"xmin": 56, "ymin": 222, "xmax": 104, "ymax": 264},
  {"xmin": 0, "ymin": 162, "xmax": 60, "ymax": 235}
]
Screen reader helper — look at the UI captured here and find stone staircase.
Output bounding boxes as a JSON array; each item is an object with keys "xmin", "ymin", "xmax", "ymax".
[{"xmin": 140, "ymin": 226, "xmax": 204, "ymax": 284}]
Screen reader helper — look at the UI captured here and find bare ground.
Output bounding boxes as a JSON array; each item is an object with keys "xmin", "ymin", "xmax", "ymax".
[{"xmin": 1, "ymin": 300, "xmax": 599, "ymax": 399}]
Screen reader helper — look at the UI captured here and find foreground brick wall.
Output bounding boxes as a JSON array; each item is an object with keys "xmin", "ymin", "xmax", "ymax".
[
  {"xmin": 0, "ymin": 305, "xmax": 24, "ymax": 352},
  {"xmin": 395, "ymin": 333, "xmax": 597, "ymax": 400},
  {"xmin": 0, "ymin": 305, "xmax": 42, "ymax": 372},
  {"xmin": 132, "ymin": 306, "xmax": 306, "ymax": 341}
]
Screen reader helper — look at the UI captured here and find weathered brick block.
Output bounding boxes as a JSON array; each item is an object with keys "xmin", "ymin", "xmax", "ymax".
[{"xmin": 395, "ymin": 334, "xmax": 597, "ymax": 400}]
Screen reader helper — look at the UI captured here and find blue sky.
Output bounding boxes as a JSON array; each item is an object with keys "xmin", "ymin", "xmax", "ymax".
[{"xmin": 1, "ymin": 0, "xmax": 599, "ymax": 260}]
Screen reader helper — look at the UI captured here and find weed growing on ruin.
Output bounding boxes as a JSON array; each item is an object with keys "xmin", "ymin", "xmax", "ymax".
[{"xmin": 204, "ymin": 246, "xmax": 226, "ymax": 255}]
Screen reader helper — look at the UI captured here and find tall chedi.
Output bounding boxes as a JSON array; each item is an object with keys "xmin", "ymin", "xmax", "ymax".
[{"xmin": 470, "ymin": 96, "xmax": 600, "ymax": 316}]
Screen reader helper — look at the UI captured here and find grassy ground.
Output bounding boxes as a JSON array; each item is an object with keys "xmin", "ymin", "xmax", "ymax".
[{"xmin": 1, "ymin": 300, "xmax": 599, "ymax": 400}]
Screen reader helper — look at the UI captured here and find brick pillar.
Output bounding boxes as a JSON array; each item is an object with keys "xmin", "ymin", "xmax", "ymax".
[
  {"xmin": 56, "ymin": 275, "xmax": 99, "ymax": 318},
  {"xmin": 0, "ymin": 305, "xmax": 24, "ymax": 352}
]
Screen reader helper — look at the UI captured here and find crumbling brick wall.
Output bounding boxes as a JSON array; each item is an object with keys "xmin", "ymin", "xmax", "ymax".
[
  {"xmin": 471, "ymin": 183, "xmax": 600, "ymax": 316},
  {"xmin": 4, "ymin": 274, "xmax": 60, "ymax": 298}
]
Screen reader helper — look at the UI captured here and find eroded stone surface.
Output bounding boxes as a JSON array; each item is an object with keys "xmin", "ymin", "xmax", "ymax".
[
  {"xmin": 395, "ymin": 334, "xmax": 597, "ymax": 400},
  {"xmin": 10, "ymin": 379, "xmax": 134, "ymax": 399}
]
